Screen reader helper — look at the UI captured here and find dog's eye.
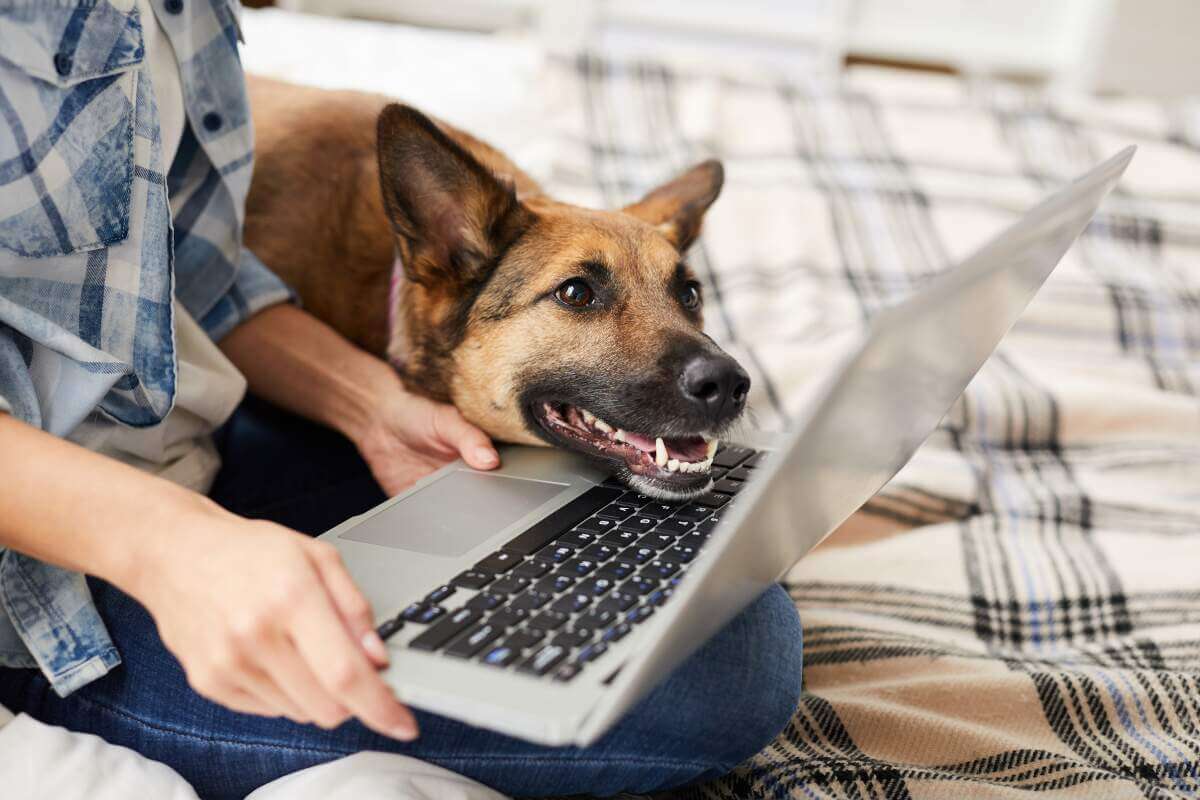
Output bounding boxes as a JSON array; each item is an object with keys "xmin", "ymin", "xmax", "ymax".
[
  {"xmin": 679, "ymin": 281, "xmax": 702, "ymax": 310},
  {"xmin": 555, "ymin": 278, "xmax": 595, "ymax": 308}
]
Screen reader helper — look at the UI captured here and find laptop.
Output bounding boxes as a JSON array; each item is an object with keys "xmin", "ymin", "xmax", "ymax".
[{"xmin": 321, "ymin": 147, "xmax": 1134, "ymax": 746}]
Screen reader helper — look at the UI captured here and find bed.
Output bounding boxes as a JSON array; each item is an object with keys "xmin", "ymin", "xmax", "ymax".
[{"xmin": 84, "ymin": 8, "xmax": 1200, "ymax": 799}]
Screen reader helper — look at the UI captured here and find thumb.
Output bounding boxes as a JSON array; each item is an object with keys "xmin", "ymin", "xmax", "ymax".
[{"xmin": 433, "ymin": 407, "xmax": 500, "ymax": 470}]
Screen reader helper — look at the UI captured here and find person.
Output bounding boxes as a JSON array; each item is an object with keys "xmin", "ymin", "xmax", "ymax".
[{"xmin": 0, "ymin": 1, "xmax": 803, "ymax": 797}]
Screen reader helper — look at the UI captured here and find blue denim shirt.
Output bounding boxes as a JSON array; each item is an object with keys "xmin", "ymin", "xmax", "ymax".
[{"xmin": 0, "ymin": 0, "xmax": 291, "ymax": 695}]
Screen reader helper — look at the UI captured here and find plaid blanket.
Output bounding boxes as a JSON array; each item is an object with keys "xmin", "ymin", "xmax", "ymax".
[{"xmin": 533, "ymin": 55, "xmax": 1200, "ymax": 799}]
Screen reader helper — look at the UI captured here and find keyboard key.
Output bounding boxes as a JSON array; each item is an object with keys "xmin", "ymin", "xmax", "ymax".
[
  {"xmin": 640, "ymin": 533, "xmax": 675, "ymax": 551},
  {"xmin": 425, "ymin": 585, "xmax": 456, "ymax": 604},
  {"xmin": 596, "ymin": 560, "xmax": 636, "ymax": 580},
  {"xmin": 578, "ymin": 608, "xmax": 616, "ymax": 630},
  {"xmin": 695, "ymin": 518, "xmax": 720, "ymax": 535},
  {"xmin": 559, "ymin": 530, "xmax": 599, "ymax": 548},
  {"xmin": 626, "ymin": 605, "xmax": 655, "ymax": 625},
  {"xmin": 409, "ymin": 607, "xmax": 479, "ymax": 651},
  {"xmin": 600, "ymin": 529, "xmax": 642, "ymax": 548},
  {"xmin": 618, "ymin": 516, "xmax": 657, "ymax": 533},
  {"xmin": 554, "ymin": 663, "xmax": 582, "ymax": 682},
  {"xmin": 623, "ymin": 577, "xmax": 659, "ymax": 595},
  {"xmin": 640, "ymin": 560, "xmax": 680, "ymax": 580},
  {"xmin": 602, "ymin": 622, "xmax": 632, "ymax": 642},
  {"xmin": 539, "ymin": 545, "xmax": 576, "ymax": 564},
  {"xmin": 528, "ymin": 610, "xmax": 569, "ymax": 631},
  {"xmin": 580, "ymin": 543, "xmax": 619, "ymax": 562},
  {"xmin": 597, "ymin": 592, "xmax": 638, "ymax": 614},
  {"xmin": 502, "ymin": 629, "xmax": 545, "ymax": 650},
  {"xmin": 533, "ymin": 575, "xmax": 575, "ymax": 595},
  {"xmin": 727, "ymin": 466, "xmax": 754, "ymax": 481},
  {"xmin": 475, "ymin": 550, "xmax": 523, "ymax": 574},
  {"xmin": 640, "ymin": 503, "xmax": 679, "ymax": 519},
  {"xmin": 619, "ymin": 491, "xmax": 653, "ymax": 507},
  {"xmin": 713, "ymin": 445, "xmax": 754, "ymax": 468},
  {"xmin": 654, "ymin": 518, "xmax": 694, "ymax": 536},
  {"xmin": 694, "ymin": 493, "xmax": 730, "ymax": 509},
  {"xmin": 445, "ymin": 623, "xmax": 504, "ymax": 658},
  {"xmin": 666, "ymin": 545, "xmax": 698, "ymax": 563},
  {"xmin": 512, "ymin": 559, "xmax": 553, "ymax": 579},
  {"xmin": 576, "ymin": 576, "xmax": 616, "ymax": 597},
  {"xmin": 399, "ymin": 602, "xmax": 427, "ymax": 622},
  {"xmin": 416, "ymin": 605, "xmax": 446, "ymax": 624},
  {"xmin": 489, "ymin": 575, "xmax": 531, "ymax": 595},
  {"xmin": 504, "ymin": 486, "xmax": 622, "ymax": 555},
  {"xmin": 674, "ymin": 505, "xmax": 711, "ymax": 522},
  {"xmin": 624, "ymin": 545, "xmax": 657, "ymax": 563},
  {"xmin": 481, "ymin": 646, "xmax": 518, "ymax": 667},
  {"xmin": 712, "ymin": 478, "xmax": 742, "ymax": 495},
  {"xmin": 509, "ymin": 591, "xmax": 553, "ymax": 612},
  {"xmin": 744, "ymin": 451, "xmax": 769, "ymax": 468},
  {"xmin": 576, "ymin": 642, "xmax": 608, "ymax": 663},
  {"xmin": 597, "ymin": 503, "xmax": 638, "ymax": 520},
  {"xmin": 552, "ymin": 628, "xmax": 593, "ymax": 648},
  {"xmin": 376, "ymin": 617, "xmax": 404, "ymax": 640},
  {"xmin": 488, "ymin": 607, "xmax": 528, "ymax": 629},
  {"xmin": 551, "ymin": 593, "xmax": 592, "ymax": 614},
  {"xmin": 710, "ymin": 467, "xmax": 728, "ymax": 480},
  {"xmin": 517, "ymin": 645, "xmax": 568, "ymax": 676},
  {"xmin": 466, "ymin": 592, "xmax": 504, "ymax": 611},
  {"xmin": 575, "ymin": 517, "xmax": 620, "ymax": 535},
  {"xmin": 561, "ymin": 558, "xmax": 597, "ymax": 577},
  {"xmin": 451, "ymin": 570, "xmax": 493, "ymax": 590},
  {"xmin": 649, "ymin": 588, "xmax": 674, "ymax": 607},
  {"xmin": 681, "ymin": 532, "xmax": 710, "ymax": 548}
]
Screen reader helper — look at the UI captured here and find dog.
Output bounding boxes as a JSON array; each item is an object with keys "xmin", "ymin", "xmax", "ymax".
[{"xmin": 243, "ymin": 77, "xmax": 749, "ymax": 500}]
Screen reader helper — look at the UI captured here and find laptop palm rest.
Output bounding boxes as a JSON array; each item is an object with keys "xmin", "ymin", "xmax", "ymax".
[{"xmin": 339, "ymin": 470, "xmax": 569, "ymax": 556}]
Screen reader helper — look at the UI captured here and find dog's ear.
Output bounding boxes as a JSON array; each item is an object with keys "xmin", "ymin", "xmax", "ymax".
[
  {"xmin": 377, "ymin": 104, "xmax": 534, "ymax": 288},
  {"xmin": 622, "ymin": 160, "xmax": 724, "ymax": 252}
]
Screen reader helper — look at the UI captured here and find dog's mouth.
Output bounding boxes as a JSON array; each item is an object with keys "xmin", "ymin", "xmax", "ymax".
[{"xmin": 530, "ymin": 401, "xmax": 717, "ymax": 500}]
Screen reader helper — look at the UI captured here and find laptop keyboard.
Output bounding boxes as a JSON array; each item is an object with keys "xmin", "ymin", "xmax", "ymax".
[{"xmin": 374, "ymin": 445, "xmax": 765, "ymax": 683}]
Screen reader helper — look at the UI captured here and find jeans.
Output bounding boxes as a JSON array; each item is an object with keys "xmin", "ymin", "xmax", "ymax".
[{"xmin": 0, "ymin": 397, "xmax": 803, "ymax": 799}]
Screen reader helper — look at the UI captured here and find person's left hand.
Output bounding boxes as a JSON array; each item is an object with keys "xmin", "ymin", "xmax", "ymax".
[{"xmin": 352, "ymin": 382, "xmax": 500, "ymax": 495}]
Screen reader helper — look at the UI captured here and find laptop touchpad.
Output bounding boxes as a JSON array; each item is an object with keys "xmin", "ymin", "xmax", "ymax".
[{"xmin": 339, "ymin": 470, "xmax": 569, "ymax": 557}]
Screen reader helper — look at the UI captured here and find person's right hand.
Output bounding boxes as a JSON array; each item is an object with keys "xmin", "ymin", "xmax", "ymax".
[{"xmin": 127, "ymin": 497, "xmax": 417, "ymax": 739}]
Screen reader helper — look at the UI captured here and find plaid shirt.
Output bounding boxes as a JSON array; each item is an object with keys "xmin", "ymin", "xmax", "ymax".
[{"xmin": 0, "ymin": 0, "xmax": 290, "ymax": 695}]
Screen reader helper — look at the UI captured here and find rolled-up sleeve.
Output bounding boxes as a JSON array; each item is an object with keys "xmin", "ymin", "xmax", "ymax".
[
  {"xmin": 0, "ymin": 326, "xmax": 39, "ymax": 427},
  {"xmin": 198, "ymin": 247, "xmax": 296, "ymax": 342}
]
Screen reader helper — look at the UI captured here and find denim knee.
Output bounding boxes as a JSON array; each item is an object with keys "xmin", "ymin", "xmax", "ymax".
[{"xmin": 591, "ymin": 583, "xmax": 804, "ymax": 794}]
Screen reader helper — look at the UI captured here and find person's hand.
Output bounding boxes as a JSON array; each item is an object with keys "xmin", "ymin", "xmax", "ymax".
[
  {"xmin": 352, "ymin": 379, "xmax": 500, "ymax": 495},
  {"xmin": 128, "ymin": 498, "xmax": 418, "ymax": 738}
]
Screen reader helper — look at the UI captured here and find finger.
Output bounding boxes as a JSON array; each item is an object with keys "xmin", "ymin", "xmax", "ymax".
[
  {"xmin": 432, "ymin": 407, "xmax": 499, "ymax": 470},
  {"xmin": 222, "ymin": 688, "xmax": 278, "ymax": 718},
  {"xmin": 255, "ymin": 632, "xmax": 352, "ymax": 729},
  {"xmin": 307, "ymin": 542, "xmax": 389, "ymax": 667},
  {"xmin": 289, "ymin": 590, "xmax": 418, "ymax": 739},
  {"xmin": 232, "ymin": 658, "xmax": 313, "ymax": 723}
]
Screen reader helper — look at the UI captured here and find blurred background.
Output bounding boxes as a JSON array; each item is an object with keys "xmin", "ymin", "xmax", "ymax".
[{"xmin": 251, "ymin": 0, "xmax": 1200, "ymax": 98}]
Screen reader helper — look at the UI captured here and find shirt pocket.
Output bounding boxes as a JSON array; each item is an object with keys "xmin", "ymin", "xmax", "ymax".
[{"xmin": 0, "ymin": 1, "xmax": 145, "ymax": 258}]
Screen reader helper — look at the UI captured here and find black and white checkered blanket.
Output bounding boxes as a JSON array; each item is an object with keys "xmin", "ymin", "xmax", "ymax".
[{"xmin": 536, "ymin": 54, "xmax": 1200, "ymax": 799}]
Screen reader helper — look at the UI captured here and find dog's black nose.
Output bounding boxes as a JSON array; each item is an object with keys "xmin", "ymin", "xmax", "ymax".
[{"xmin": 680, "ymin": 354, "xmax": 751, "ymax": 424}]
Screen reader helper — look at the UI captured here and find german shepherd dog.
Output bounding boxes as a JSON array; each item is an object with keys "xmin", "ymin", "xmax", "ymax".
[{"xmin": 243, "ymin": 78, "xmax": 749, "ymax": 500}]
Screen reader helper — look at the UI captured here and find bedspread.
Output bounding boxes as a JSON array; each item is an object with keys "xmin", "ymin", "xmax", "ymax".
[{"xmin": 531, "ymin": 54, "xmax": 1200, "ymax": 800}]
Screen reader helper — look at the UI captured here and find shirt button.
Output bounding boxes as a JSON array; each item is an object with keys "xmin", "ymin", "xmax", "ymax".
[
  {"xmin": 164, "ymin": 0, "xmax": 183, "ymax": 13},
  {"xmin": 54, "ymin": 52, "xmax": 73, "ymax": 77},
  {"xmin": 202, "ymin": 112, "xmax": 223, "ymax": 132}
]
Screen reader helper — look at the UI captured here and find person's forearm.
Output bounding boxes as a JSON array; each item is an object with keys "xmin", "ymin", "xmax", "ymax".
[
  {"xmin": 0, "ymin": 414, "xmax": 218, "ymax": 592},
  {"xmin": 218, "ymin": 304, "xmax": 396, "ymax": 444}
]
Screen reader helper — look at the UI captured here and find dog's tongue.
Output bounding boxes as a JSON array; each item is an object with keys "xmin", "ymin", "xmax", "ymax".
[{"xmin": 622, "ymin": 431, "xmax": 708, "ymax": 462}]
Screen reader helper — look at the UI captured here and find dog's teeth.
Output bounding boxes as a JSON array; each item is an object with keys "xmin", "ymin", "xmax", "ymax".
[
  {"xmin": 667, "ymin": 458, "xmax": 680, "ymax": 472},
  {"xmin": 581, "ymin": 409, "xmax": 596, "ymax": 424},
  {"xmin": 594, "ymin": 418, "xmax": 613, "ymax": 433},
  {"xmin": 614, "ymin": 429, "xmax": 626, "ymax": 442},
  {"xmin": 655, "ymin": 437, "xmax": 667, "ymax": 466},
  {"xmin": 699, "ymin": 458, "xmax": 712, "ymax": 472},
  {"xmin": 685, "ymin": 461, "xmax": 699, "ymax": 473},
  {"xmin": 705, "ymin": 439, "xmax": 719, "ymax": 459},
  {"xmin": 679, "ymin": 461, "xmax": 691, "ymax": 473}
]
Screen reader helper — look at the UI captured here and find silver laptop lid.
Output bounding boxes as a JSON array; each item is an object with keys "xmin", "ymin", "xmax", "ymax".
[{"xmin": 578, "ymin": 147, "xmax": 1135, "ymax": 743}]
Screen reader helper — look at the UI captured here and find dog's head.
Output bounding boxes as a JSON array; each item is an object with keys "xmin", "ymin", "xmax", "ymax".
[{"xmin": 378, "ymin": 105, "xmax": 748, "ymax": 500}]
